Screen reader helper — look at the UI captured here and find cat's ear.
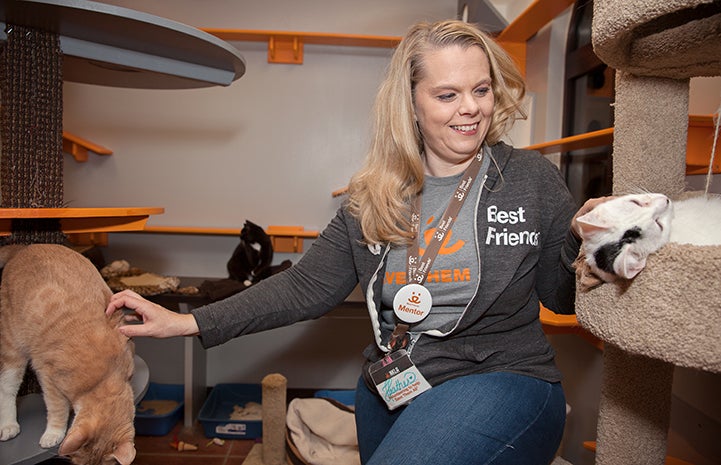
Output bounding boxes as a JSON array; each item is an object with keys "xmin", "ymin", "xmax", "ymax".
[
  {"xmin": 58, "ymin": 427, "xmax": 88, "ymax": 456},
  {"xmin": 575, "ymin": 211, "xmax": 611, "ymax": 239},
  {"xmin": 111, "ymin": 440, "xmax": 136, "ymax": 465},
  {"xmin": 614, "ymin": 247, "xmax": 647, "ymax": 279}
]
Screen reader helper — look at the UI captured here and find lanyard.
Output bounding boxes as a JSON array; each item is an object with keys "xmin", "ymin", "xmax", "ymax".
[
  {"xmin": 406, "ymin": 148, "xmax": 485, "ymax": 285},
  {"xmin": 388, "ymin": 147, "xmax": 485, "ymax": 351}
]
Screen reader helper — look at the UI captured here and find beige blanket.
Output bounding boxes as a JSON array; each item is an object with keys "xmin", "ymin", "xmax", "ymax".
[{"xmin": 286, "ymin": 398, "xmax": 360, "ymax": 465}]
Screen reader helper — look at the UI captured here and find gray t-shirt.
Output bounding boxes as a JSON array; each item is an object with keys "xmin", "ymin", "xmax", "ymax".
[{"xmin": 381, "ymin": 168, "xmax": 484, "ymax": 334}]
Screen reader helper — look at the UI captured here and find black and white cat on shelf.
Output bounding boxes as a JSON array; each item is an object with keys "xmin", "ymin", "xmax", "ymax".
[
  {"xmin": 200, "ymin": 220, "xmax": 292, "ymax": 300},
  {"xmin": 575, "ymin": 192, "xmax": 721, "ymax": 291},
  {"xmin": 227, "ymin": 220, "xmax": 274, "ymax": 286}
]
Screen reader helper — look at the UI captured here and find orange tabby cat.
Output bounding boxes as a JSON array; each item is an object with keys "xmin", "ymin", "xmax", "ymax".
[{"xmin": 0, "ymin": 244, "xmax": 136, "ymax": 465}]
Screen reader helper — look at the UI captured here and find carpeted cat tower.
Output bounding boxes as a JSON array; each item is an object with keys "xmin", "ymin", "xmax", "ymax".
[{"xmin": 575, "ymin": 1, "xmax": 721, "ymax": 464}]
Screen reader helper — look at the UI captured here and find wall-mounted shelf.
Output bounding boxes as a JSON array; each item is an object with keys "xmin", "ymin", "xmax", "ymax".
[
  {"xmin": 332, "ymin": 115, "xmax": 717, "ymax": 197},
  {"xmin": 201, "ymin": 0, "xmax": 574, "ymax": 69},
  {"xmin": 136, "ymin": 225, "xmax": 318, "ymax": 253},
  {"xmin": 539, "ymin": 305, "xmax": 601, "ymax": 349},
  {"xmin": 527, "ymin": 115, "xmax": 719, "ymax": 174},
  {"xmin": 69, "ymin": 225, "xmax": 318, "ymax": 253},
  {"xmin": 202, "ymin": 28, "xmax": 401, "ymax": 65},
  {"xmin": 62, "ymin": 131, "xmax": 113, "ymax": 162},
  {"xmin": 0, "ymin": 207, "xmax": 164, "ymax": 236},
  {"xmin": 525, "ymin": 128, "xmax": 614, "ymax": 154},
  {"xmin": 195, "ymin": 0, "xmax": 569, "ymax": 68}
]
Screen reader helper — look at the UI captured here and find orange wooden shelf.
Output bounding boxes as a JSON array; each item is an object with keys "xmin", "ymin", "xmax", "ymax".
[
  {"xmin": 139, "ymin": 225, "xmax": 319, "ymax": 253},
  {"xmin": 332, "ymin": 115, "xmax": 716, "ymax": 197},
  {"xmin": 203, "ymin": 29, "xmax": 401, "ymax": 48},
  {"xmin": 202, "ymin": 28, "xmax": 401, "ymax": 64},
  {"xmin": 539, "ymin": 304, "xmax": 602, "ymax": 349},
  {"xmin": 526, "ymin": 128, "xmax": 614, "ymax": 154},
  {"xmin": 203, "ymin": 0, "xmax": 573, "ymax": 68},
  {"xmin": 62, "ymin": 131, "xmax": 113, "ymax": 162},
  {"xmin": 0, "ymin": 207, "xmax": 164, "ymax": 235},
  {"xmin": 527, "ymin": 115, "xmax": 718, "ymax": 174},
  {"xmin": 142, "ymin": 225, "xmax": 317, "ymax": 238},
  {"xmin": 142, "ymin": 225, "xmax": 248, "ymax": 236},
  {"xmin": 685, "ymin": 114, "xmax": 720, "ymax": 174},
  {"xmin": 496, "ymin": 0, "xmax": 576, "ymax": 75}
]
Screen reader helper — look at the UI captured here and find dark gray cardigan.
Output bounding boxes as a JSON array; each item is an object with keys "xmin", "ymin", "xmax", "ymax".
[{"xmin": 192, "ymin": 142, "xmax": 580, "ymax": 386}]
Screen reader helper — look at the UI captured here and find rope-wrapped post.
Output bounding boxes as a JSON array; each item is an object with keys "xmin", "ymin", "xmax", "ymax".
[
  {"xmin": 0, "ymin": 23, "xmax": 65, "ymax": 244},
  {"xmin": 261, "ymin": 373, "xmax": 288, "ymax": 465},
  {"xmin": 0, "ymin": 23, "xmax": 66, "ymax": 396}
]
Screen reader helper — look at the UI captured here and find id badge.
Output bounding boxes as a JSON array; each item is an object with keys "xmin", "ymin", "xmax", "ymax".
[{"xmin": 368, "ymin": 349, "xmax": 431, "ymax": 410}]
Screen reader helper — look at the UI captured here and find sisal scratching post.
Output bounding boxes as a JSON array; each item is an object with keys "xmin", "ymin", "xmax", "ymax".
[
  {"xmin": 0, "ymin": 22, "xmax": 66, "ymax": 397},
  {"xmin": 262, "ymin": 373, "xmax": 288, "ymax": 465},
  {"xmin": 0, "ymin": 23, "xmax": 66, "ymax": 245},
  {"xmin": 243, "ymin": 373, "xmax": 287, "ymax": 465}
]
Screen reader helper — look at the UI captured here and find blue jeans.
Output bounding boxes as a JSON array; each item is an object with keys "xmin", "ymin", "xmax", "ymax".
[{"xmin": 355, "ymin": 371, "xmax": 566, "ymax": 465}]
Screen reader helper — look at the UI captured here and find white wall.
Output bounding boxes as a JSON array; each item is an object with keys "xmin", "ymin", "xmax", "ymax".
[
  {"xmin": 61, "ymin": 0, "xmax": 457, "ymax": 390},
  {"xmin": 64, "ymin": 0, "xmax": 461, "ymax": 278}
]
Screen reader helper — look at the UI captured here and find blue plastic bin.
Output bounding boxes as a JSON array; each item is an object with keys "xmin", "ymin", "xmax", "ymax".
[
  {"xmin": 134, "ymin": 383, "xmax": 184, "ymax": 436},
  {"xmin": 198, "ymin": 383, "xmax": 263, "ymax": 439}
]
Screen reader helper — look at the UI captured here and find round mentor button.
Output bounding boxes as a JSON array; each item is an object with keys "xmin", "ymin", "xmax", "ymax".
[{"xmin": 393, "ymin": 283, "xmax": 432, "ymax": 324}]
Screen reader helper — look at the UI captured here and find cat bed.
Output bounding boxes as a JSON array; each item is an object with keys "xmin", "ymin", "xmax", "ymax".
[
  {"xmin": 576, "ymin": 242, "xmax": 721, "ymax": 373},
  {"xmin": 101, "ymin": 259, "xmax": 197, "ymax": 296}
]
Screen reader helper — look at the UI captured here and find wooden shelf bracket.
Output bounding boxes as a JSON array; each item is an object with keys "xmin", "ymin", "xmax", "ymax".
[
  {"xmin": 269, "ymin": 35, "xmax": 303, "ymax": 64},
  {"xmin": 62, "ymin": 131, "xmax": 113, "ymax": 162}
]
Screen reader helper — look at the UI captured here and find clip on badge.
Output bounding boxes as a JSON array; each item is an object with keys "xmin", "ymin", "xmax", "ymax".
[{"xmin": 368, "ymin": 349, "xmax": 431, "ymax": 410}]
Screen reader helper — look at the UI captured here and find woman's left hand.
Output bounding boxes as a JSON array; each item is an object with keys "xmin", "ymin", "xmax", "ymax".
[{"xmin": 106, "ymin": 289, "xmax": 200, "ymax": 338}]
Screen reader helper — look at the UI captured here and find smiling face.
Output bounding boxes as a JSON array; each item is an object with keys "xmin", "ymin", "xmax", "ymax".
[{"xmin": 413, "ymin": 44, "xmax": 494, "ymax": 177}]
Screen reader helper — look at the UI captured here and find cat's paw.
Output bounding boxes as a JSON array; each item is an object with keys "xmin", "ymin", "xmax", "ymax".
[
  {"xmin": 39, "ymin": 427, "xmax": 66, "ymax": 448},
  {"xmin": 0, "ymin": 422, "xmax": 20, "ymax": 441}
]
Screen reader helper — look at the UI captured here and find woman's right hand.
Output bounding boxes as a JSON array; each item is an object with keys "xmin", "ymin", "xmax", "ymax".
[{"xmin": 106, "ymin": 289, "xmax": 200, "ymax": 338}]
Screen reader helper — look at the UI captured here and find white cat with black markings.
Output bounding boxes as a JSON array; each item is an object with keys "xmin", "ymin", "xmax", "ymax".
[{"xmin": 575, "ymin": 192, "xmax": 721, "ymax": 290}]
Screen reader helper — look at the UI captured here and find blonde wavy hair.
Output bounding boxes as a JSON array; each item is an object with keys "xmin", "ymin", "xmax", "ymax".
[{"xmin": 346, "ymin": 19, "xmax": 526, "ymax": 246}]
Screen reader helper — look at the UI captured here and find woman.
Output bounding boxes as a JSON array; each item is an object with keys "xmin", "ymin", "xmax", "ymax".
[{"xmin": 108, "ymin": 20, "xmax": 595, "ymax": 464}]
